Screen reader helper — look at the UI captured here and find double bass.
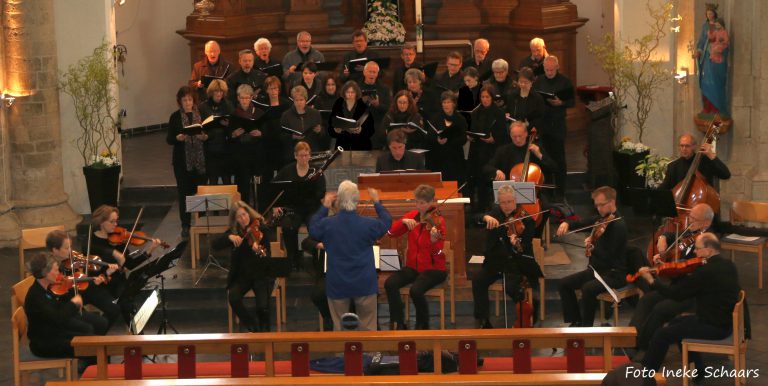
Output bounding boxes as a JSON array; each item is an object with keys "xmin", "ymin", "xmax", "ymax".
[
  {"xmin": 646, "ymin": 117, "xmax": 722, "ymax": 263},
  {"xmin": 508, "ymin": 128, "xmax": 544, "ymax": 225}
]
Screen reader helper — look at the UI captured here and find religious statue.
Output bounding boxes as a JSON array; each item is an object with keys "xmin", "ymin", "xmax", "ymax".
[{"xmin": 695, "ymin": 3, "xmax": 729, "ymax": 119}]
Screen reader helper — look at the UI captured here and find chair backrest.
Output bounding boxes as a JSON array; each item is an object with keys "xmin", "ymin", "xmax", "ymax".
[
  {"xmin": 731, "ymin": 200, "xmax": 768, "ymax": 224},
  {"xmin": 732, "ymin": 290, "xmax": 746, "ymax": 347},
  {"xmin": 20, "ymin": 225, "xmax": 66, "ymax": 250},
  {"xmin": 11, "ymin": 276, "xmax": 35, "ymax": 314},
  {"xmin": 196, "ymin": 185, "xmax": 241, "ymax": 202}
]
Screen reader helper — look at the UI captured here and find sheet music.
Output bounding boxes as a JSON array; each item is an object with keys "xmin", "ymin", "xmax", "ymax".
[
  {"xmin": 590, "ymin": 265, "xmax": 619, "ymax": 303},
  {"xmin": 468, "ymin": 255, "xmax": 485, "ymax": 264},
  {"xmin": 131, "ymin": 289, "xmax": 159, "ymax": 335}
]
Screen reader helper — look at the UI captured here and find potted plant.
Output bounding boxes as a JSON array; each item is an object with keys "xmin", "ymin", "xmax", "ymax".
[
  {"xmin": 635, "ymin": 153, "xmax": 671, "ymax": 189},
  {"xmin": 362, "ymin": 1, "xmax": 406, "ymax": 46},
  {"xmin": 59, "ymin": 42, "xmax": 122, "ymax": 211}
]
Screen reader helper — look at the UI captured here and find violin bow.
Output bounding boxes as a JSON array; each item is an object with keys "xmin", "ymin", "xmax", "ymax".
[
  {"xmin": 85, "ymin": 225, "xmax": 93, "ymax": 276},
  {"xmin": 436, "ymin": 181, "xmax": 468, "ymax": 208},
  {"xmin": 68, "ymin": 241, "xmax": 80, "ymax": 299},
  {"xmin": 262, "ymin": 190, "xmax": 285, "ymax": 224},
  {"xmin": 560, "ymin": 216, "xmax": 623, "ymax": 236},
  {"xmin": 498, "ymin": 209, "xmax": 549, "ymax": 227},
  {"xmin": 120, "ymin": 206, "xmax": 145, "ymax": 259}
]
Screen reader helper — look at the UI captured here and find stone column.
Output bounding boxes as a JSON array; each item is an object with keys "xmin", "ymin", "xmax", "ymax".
[
  {"xmin": 0, "ymin": 14, "xmax": 20, "ymax": 246},
  {"xmin": 2, "ymin": 0, "xmax": 81, "ymax": 240}
]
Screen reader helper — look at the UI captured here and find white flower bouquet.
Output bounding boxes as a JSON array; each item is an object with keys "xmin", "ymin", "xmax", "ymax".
[
  {"xmin": 362, "ymin": 1, "xmax": 406, "ymax": 46},
  {"xmin": 617, "ymin": 136, "xmax": 650, "ymax": 154},
  {"xmin": 635, "ymin": 153, "xmax": 671, "ymax": 188},
  {"xmin": 90, "ymin": 149, "xmax": 120, "ymax": 169}
]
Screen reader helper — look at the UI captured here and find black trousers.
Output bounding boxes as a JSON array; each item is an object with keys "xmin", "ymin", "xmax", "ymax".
[
  {"xmin": 82, "ymin": 283, "xmax": 122, "ymax": 329},
  {"xmin": 30, "ymin": 311, "xmax": 108, "ymax": 358},
  {"xmin": 384, "ymin": 267, "xmax": 447, "ymax": 329},
  {"xmin": 228, "ymin": 277, "xmax": 273, "ymax": 332},
  {"xmin": 542, "ymin": 134, "xmax": 566, "ymax": 200},
  {"xmin": 311, "ymin": 277, "xmax": 333, "ymax": 328},
  {"xmin": 173, "ymin": 163, "xmax": 206, "ymax": 229},
  {"xmin": 279, "ymin": 209, "xmax": 313, "ymax": 264},
  {"xmin": 558, "ymin": 268, "xmax": 625, "ymax": 327},
  {"xmin": 205, "ymin": 153, "xmax": 233, "ymax": 185},
  {"xmin": 234, "ymin": 155, "xmax": 261, "ymax": 207},
  {"xmin": 642, "ymin": 315, "xmax": 731, "ymax": 371},
  {"xmin": 472, "ymin": 265, "xmax": 524, "ymax": 320},
  {"xmin": 629, "ymin": 290, "xmax": 695, "ymax": 350}
]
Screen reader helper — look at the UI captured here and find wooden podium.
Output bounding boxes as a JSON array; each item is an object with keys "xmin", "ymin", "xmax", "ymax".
[{"xmin": 357, "ymin": 172, "xmax": 469, "ymax": 283}]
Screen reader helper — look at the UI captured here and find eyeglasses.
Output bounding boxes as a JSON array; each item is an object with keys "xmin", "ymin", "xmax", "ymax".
[{"xmin": 595, "ymin": 201, "xmax": 612, "ymax": 208}]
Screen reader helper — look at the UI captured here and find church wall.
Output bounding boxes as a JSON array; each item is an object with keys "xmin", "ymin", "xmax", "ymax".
[
  {"xmin": 114, "ymin": 0, "xmax": 190, "ymax": 132},
  {"xmin": 54, "ymin": 0, "xmax": 118, "ymax": 214},
  {"xmin": 571, "ymin": 0, "xmax": 612, "ymax": 87}
]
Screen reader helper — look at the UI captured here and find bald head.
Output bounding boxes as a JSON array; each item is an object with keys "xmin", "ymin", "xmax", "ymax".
[
  {"xmin": 204, "ymin": 40, "xmax": 221, "ymax": 63},
  {"xmin": 473, "ymin": 38, "xmax": 490, "ymax": 62},
  {"xmin": 689, "ymin": 203, "xmax": 715, "ymax": 231},
  {"xmin": 678, "ymin": 133, "xmax": 697, "ymax": 158}
]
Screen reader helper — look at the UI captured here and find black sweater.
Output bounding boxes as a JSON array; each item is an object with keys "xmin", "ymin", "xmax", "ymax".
[
  {"xmin": 198, "ymin": 98, "xmax": 235, "ymax": 155},
  {"xmin": 213, "ymin": 225, "xmax": 272, "ymax": 288},
  {"xmin": 566, "ymin": 213, "xmax": 628, "ymax": 276},
  {"xmin": 166, "ymin": 110, "xmax": 204, "ymax": 167},
  {"xmin": 381, "ymin": 111, "xmax": 425, "ymax": 149},
  {"xmin": 483, "ymin": 141, "xmax": 556, "ymax": 181},
  {"xmin": 658, "ymin": 155, "xmax": 731, "ymax": 191},
  {"xmin": 483, "ymin": 205, "xmax": 536, "ymax": 275},
  {"xmin": 533, "ymin": 72, "xmax": 575, "ymax": 140},
  {"xmin": 273, "ymin": 162, "xmax": 326, "ymax": 215},
  {"xmin": 468, "ymin": 104, "xmax": 509, "ymax": 162},
  {"xmin": 24, "ymin": 280, "xmax": 80, "ymax": 349},
  {"xmin": 328, "ymin": 98, "xmax": 375, "ymax": 150},
  {"xmin": 652, "ymin": 254, "xmax": 740, "ymax": 329},
  {"xmin": 506, "ymin": 89, "xmax": 545, "ymax": 130}
]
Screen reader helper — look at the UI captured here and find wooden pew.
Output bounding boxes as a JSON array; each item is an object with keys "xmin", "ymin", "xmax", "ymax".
[{"xmin": 72, "ymin": 328, "xmax": 638, "ymax": 380}]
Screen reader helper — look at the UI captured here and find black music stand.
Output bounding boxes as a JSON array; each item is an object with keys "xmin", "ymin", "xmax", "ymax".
[
  {"xmin": 628, "ymin": 188, "xmax": 678, "ymax": 218},
  {"xmin": 499, "ymin": 253, "xmax": 544, "ymax": 328},
  {"xmin": 186, "ymin": 193, "xmax": 231, "ymax": 286}
]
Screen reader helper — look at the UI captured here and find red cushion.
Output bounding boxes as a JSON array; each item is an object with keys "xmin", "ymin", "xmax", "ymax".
[
  {"xmin": 480, "ymin": 356, "xmax": 631, "ymax": 372},
  {"xmin": 80, "ymin": 360, "xmax": 303, "ymax": 379}
]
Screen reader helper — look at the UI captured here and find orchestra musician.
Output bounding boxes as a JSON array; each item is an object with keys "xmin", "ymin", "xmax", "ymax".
[
  {"xmin": 226, "ymin": 49, "xmax": 265, "ymax": 104},
  {"xmin": 483, "ymin": 121, "xmax": 555, "ymax": 183},
  {"xmin": 329, "ymin": 80, "xmax": 375, "ymax": 150},
  {"xmin": 272, "ymin": 141, "xmax": 327, "ymax": 271},
  {"xmin": 282, "ymin": 31, "xmax": 325, "ymax": 87},
  {"xmin": 533, "ymin": 56, "xmax": 575, "ymax": 202},
  {"xmin": 24, "ymin": 252, "xmax": 106, "ymax": 370},
  {"xmin": 45, "ymin": 230, "xmax": 121, "ymax": 329},
  {"xmin": 393, "ymin": 44, "xmax": 418, "ymax": 94},
  {"xmin": 384, "ymin": 184, "xmax": 447, "ymax": 330},
  {"xmin": 231, "ymin": 84, "xmax": 265, "ymax": 205},
  {"xmin": 629, "ymin": 203, "xmax": 715, "ymax": 353},
  {"xmin": 483, "ymin": 59, "xmax": 515, "ymax": 110},
  {"xmin": 381, "ymin": 90, "xmax": 425, "ymax": 150},
  {"xmin": 472, "ymin": 185, "xmax": 536, "ymax": 329},
  {"xmin": 89, "ymin": 205, "xmax": 163, "ymax": 324},
  {"xmin": 360, "ymin": 61, "xmax": 392, "ymax": 150},
  {"xmin": 303, "ymin": 236, "xmax": 334, "ymax": 331},
  {"xmin": 519, "ymin": 37, "xmax": 549, "ymax": 79},
  {"xmin": 506, "ymin": 67, "xmax": 544, "ymax": 130},
  {"xmin": 341, "ymin": 30, "xmax": 379, "ymax": 85},
  {"xmin": 213, "ymin": 201, "xmax": 273, "ymax": 332},
  {"xmin": 189, "ymin": 40, "xmax": 232, "ymax": 103},
  {"xmin": 556, "ymin": 186, "xmax": 627, "ymax": 327},
  {"xmin": 638, "ymin": 233, "xmax": 741, "ymax": 376},
  {"xmin": 375, "ymin": 129, "xmax": 425, "ymax": 172},
  {"xmin": 309, "ymin": 181, "xmax": 391, "ymax": 331},
  {"xmin": 467, "ymin": 85, "xmax": 508, "ymax": 213},
  {"xmin": 425, "ymin": 91, "xmax": 468, "ymax": 185},
  {"xmin": 198, "ymin": 79, "xmax": 235, "ymax": 186},
  {"xmin": 281, "ymin": 85, "xmax": 326, "ymax": 153},
  {"xmin": 658, "ymin": 133, "xmax": 731, "ymax": 191},
  {"xmin": 167, "ymin": 86, "xmax": 209, "ymax": 238},
  {"xmin": 462, "ymin": 38, "xmax": 492, "ymax": 82},
  {"xmin": 433, "ymin": 51, "xmax": 464, "ymax": 92}
]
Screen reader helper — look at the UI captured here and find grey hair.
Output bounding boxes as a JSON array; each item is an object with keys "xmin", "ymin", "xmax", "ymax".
[
  {"xmin": 404, "ymin": 68, "xmax": 424, "ymax": 83},
  {"xmin": 337, "ymin": 180, "xmax": 360, "ymax": 211},
  {"xmin": 296, "ymin": 31, "xmax": 311, "ymax": 41},
  {"xmin": 236, "ymin": 84, "xmax": 254, "ymax": 98},
  {"xmin": 291, "ymin": 85, "xmax": 308, "ymax": 100},
  {"xmin": 544, "ymin": 55, "xmax": 559, "ymax": 66},
  {"xmin": 699, "ymin": 232, "xmax": 721, "ymax": 252},
  {"xmin": 254, "ymin": 38, "xmax": 272, "ymax": 50},
  {"xmin": 492, "ymin": 59, "xmax": 508, "ymax": 71},
  {"xmin": 530, "ymin": 37, "xmax": 545, "ymax": 48},
  {"xmin": 204, "ymin": 40, "xmax": 219, "ymax": 51}
]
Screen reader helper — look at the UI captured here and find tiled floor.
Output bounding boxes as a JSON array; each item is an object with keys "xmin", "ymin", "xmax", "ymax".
[{"xmin": 1, "ymin": 131, "xmax": 765, "ymax": 386}]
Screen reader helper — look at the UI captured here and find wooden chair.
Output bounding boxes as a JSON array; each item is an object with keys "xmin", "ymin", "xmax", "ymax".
[
  {"xmin": 269, "ymin": 241, "xmax": 287, "ymax": 325},
  {"xmin": 721, "ymin": 200, "xmax": 768, "ymax": 289},
  {"xmin": 11, "ymin": 276, "xmax": 35, "ymax": 316},
  {"xmin": 189, "ymin": 185, "xmax": 240, "ymax": 269},
  {"xmin": 401, "ymin": 241, "xmax": 453, "ymax": 329},
  {"xmin": 682, "ymin": 290, "xmax": 747, "ymax": 386},
  {"xmin": 226, "ymin": 283, "xmax": 283, "ymax": 333},
  {"xmin": 12, "ymin": 307, "xmax": 74, "ymax": 386},
  {"xmin": 490, "ymin": 238, "xmax": 547, "ymax": 321},
  {"xmin": 18, "ymin": 225, "xmax": 66, "ymax": 280},
  {"xmin": 597, "ymin": 285, "xmax": 643, "ymax": 326}
]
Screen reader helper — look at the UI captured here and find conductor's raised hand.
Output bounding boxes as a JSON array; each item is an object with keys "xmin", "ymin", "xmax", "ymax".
[
  {"xmin": 556, "ymin": 222, "xmax": 570, "ymax": 237},
  {"xmin": 322, "ymin": 192, "xmax": 337, "ymax": 208},
  {"xmin": 368, "ymin": 187, "xmax": 381, "ymax": 203}
]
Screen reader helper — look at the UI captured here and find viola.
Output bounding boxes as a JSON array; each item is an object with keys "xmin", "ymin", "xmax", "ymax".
[
  {"xmin": 504, "ymin": 209, "xmax": 528, "ymax": 252},
  {"xmin": 626, "ymin": 257, "xmax": 706, "ymax": 283},
  {"xmin": 48, "ymin": 272, "xmax": 96, "ymax": 296},
  {"xmin": 508, "ymin": 128, "xmax": 544, "ymax": 225},
  {"xmin": 242, "ymin": 219, "xmax": 267, "ymax": 256},
  {"xmin": 108, "ymin": 226, "xmax": 170, "ymax": 249},
  {"xmin": 61, "ymin": 251, "xmax": 111, "ymax": 273},
  {"xmin": 586, "ymin": 214, "xmax": 616, "ymax": 257},
  {"xmin": 416, "ymin": 207, "xmax": 443, "ymax": 231}
]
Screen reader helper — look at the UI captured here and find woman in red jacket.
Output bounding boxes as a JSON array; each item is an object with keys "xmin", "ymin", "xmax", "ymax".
[{"xmin": 384, "ymin": 184, "xmax": 447, "ymax": 330}]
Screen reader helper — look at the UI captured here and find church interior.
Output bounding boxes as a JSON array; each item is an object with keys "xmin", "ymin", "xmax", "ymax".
[{"xmin": 1, "ymin": 0, "xmax": 767, "ymax": 385}]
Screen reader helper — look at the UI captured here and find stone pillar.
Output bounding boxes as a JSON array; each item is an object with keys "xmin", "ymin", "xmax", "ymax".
[
  {"xmin": 0, "ymin": 13, "xmax": 20, "ymax": 246},
  {"xmin": 2, "ymin": 0, "xmax": 81, "ymax": 240}
]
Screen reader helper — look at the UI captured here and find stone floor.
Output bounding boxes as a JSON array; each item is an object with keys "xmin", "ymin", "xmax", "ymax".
[{"xmin": 1, "ymin": 131, "xmax": 765, "ymax": 385}]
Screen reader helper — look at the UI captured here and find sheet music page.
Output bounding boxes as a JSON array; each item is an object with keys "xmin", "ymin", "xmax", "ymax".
[
  {"xmin": 468, "ymin": 255, "xmax": 485, "ymax": 264},
  {"xmin": 590, "ymin": 266, "xmax": 619, "ymax": 303},
  {"xmin": 131, "ymin": 289, "xmax": 159, "ymax": 335}
]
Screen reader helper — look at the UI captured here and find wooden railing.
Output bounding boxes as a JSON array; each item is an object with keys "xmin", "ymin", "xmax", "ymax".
[{"xmin": 72, "ymin": 328, "xmax": 639, "ymax": 380}]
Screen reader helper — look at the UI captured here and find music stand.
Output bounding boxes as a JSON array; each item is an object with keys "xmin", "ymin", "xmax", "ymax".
[
  {"xmin": 186, "ymin": 193, "xmax": 231, "ymax": 286},
  {"xmin": 499, "ymin": 253, "xmax": 544, "ymax": 328},
  {"xmin": 628, "ymin": 188, "xmax": 678, "ymax": 218}
]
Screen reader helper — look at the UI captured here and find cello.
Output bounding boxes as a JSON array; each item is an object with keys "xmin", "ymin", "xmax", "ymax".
[
  {"xmin": 508, "ymin": 128, "xmax": 544, "ymax": 225},
  {"xmin": 646, "ymin": 117, "xmax": 722, "ymax": 263}
]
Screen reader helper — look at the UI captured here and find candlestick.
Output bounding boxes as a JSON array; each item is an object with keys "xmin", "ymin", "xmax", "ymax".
[{"xmin": 415, "ymin": 0, "xmax": 423, "ymax": 54}]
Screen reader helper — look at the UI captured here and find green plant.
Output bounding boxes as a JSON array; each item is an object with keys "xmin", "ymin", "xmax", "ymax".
[
  {"xmin": 588, "ymin": 0, "xmax": 674, "ymax": 143},
  {"xmin": 636, "ymin": 153, "xmax": 671, "ymax": 188},
  {"xmin": 59, "ymin": 41, "xmax": 121, "ymax": 168}
]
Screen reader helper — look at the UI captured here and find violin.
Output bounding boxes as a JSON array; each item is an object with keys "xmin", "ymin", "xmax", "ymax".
[
  {"xmin": 242, "ymin": 219, "xmax": 267, "ymax": 256},
  {"xmin": 61, "ymin": 251, "xmax": 111, "ymax": 273},
  {"xmin": 416, "ymin": 207, "xmax": 443, "ymax": 231},
  {"xmin": 108, "ymin": 226, "xmax": 170, "ymax": 249},
  {"xmin": 656, "ymin": 231, "xmax": 699, "ymax": 263},
  {"xmin": 504, "ymin": 209, "xmax": 528, "ymax": 251},
  {"xmin": 626, "ymin": 257, "xmax": 706, "ymax": 283},
  {"xmin": 586, "ymin": 214, "xmax": 616, "ymax": 257},
  {"xmin": 508, "ymin": 128, "xmax": 544, "ymax": 225},
  {"xmin": 48, "ymin": 272, "xmax": 96, "ymax": 296}
]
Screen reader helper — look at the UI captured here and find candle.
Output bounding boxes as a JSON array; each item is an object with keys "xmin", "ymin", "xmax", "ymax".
[
  {"xmin": 415, "ymin": 0, "xmax": 423, "ymax": 53},
  {"xmin": 415, "ymin": 0, "xmax": 422, "ymax": 21}
]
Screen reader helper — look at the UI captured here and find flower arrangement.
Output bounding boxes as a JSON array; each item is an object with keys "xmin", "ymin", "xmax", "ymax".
[
  {"xmin": 635, "ymin": 153, "xmax": 671, "ymax": 188},
  {"xmin": 617, "ymin": 136, "xmax": 650, "ymax": 154},
  {"xmin": 362, "ymin": 1, "xmax": 406, "ymax": 46},
  {"xmin": 90, "ymin": 149, "xmax": 120, "ymax": 169}
]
